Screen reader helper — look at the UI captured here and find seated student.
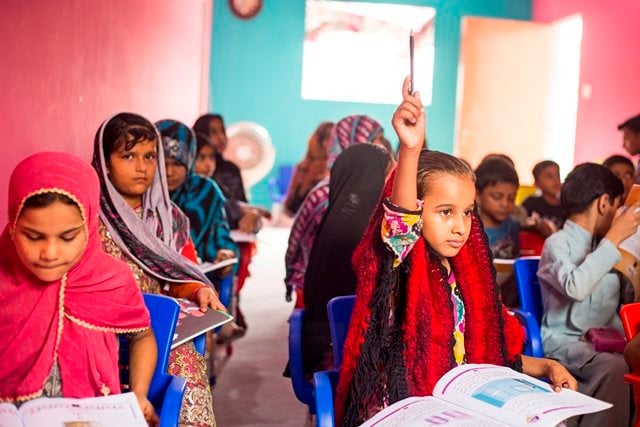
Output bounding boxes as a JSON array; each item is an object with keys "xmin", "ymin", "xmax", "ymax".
[
  {"xmin": 521, "ymin": 160, "xmax": 566, "ymax": 235},
  {"xmin": 0, "ymin": 152, "xmax": 158, "ymax": 425},
  {"xmin": 604, "ymin": 154, "xmax": 635, "ymax": 201},
  {"xmin": 335, "ymin": 78, "xmax": 576, "ymax": 427},
  {"xmin": 284, "ymin": 115, "xmax": 384, "ymax": 307},
  {"xmin": 475, "ymin": 158, "xmax": 521, "ymax": 259},
  {"xmin": 156, "ymin": 119, "xmax": 238, "ymax": 277},
  {"xmin": 537, "ymin": 163, "xmax": 640, "ymax": 427},
  {"xmin": 93, "ymin": 113, "xmax": 222, "ymax": 426},
  {"xmin": 474, "ymin": 158, "xmax": 521, "ymax": 306},
  {"xmin": 301, "ymin": 143, "xmax": 392, "ymax": 376},
  {"xmin": 283, "ymin": 121, "xmax": 334, "ymax": 216}
]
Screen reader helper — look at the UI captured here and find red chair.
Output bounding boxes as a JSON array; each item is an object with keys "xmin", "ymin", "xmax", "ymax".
[{"xmin": 619, "ymin": 302, "xmax": 640, "ymax": 426}]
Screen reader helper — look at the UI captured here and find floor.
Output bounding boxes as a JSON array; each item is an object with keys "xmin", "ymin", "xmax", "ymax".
[{"xmin": 213, "ymin": 226, "xmax": 311, "ymax": 427}]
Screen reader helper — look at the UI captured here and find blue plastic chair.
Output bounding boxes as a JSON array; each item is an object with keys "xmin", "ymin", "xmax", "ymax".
[
  {"xmin": 510, "ymin": 308, "xmax": 544, "ymax": 358},
  {"xmin": 288, "ymin": 309, "xmax": 316, "ymax": 414},
  {"xmin": 327, "ymin": 295, "xmax": 356, "ymax": 369},
  {"xmin": 120, "ymin": 293, "xmax": 187, "ymax": 427},
  {"xmin": 514, "ymin": 257, "xmax": 542, "ymax": 323},
  {"xmin": 314, "ymin": 370, "xmax": 339, "ymax": 427}
]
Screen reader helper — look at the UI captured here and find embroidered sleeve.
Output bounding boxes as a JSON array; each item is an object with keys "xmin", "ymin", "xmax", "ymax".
[{"xmin": 381, "ymin": 198, "xmax": 423, "ymax": 268}]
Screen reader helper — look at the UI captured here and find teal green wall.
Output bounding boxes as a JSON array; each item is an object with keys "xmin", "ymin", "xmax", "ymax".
[{"xmin": 210, "ymin": 0, "xmax": 531, "ymax": 206}]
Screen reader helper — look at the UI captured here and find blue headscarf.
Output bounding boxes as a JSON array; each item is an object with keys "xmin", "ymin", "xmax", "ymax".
[{"xmin": 156, "ymin": 119, "xmax": 238, "ymax": 263}]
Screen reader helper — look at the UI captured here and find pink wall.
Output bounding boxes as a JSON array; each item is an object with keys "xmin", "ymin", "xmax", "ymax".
[
  {"xmin": 533, "ymin": 0, "xmax": 640, "ymax": 165},
  {"xmin": 0, "ymin": 0, "xmax": 211, "ymax": 224}
]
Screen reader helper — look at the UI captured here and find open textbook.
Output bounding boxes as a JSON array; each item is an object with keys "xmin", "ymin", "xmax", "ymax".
[
  {"xmin": 198, "ymin": 257, "xmax": 238, "ymax": 274},
  {"xmin": 172, "ymin": 298, "xmax": 234, "ymax": 349},
  {"xmin": 0, "ymin": 392, "xmax": 147, "ymax": 427},
  {"xmin": 615, "ymin": 184, "xmax": 640, "ymax": 296},
  {"xmin": 360, "ymin": 364, "xmax": 611, "ymax": 427}
]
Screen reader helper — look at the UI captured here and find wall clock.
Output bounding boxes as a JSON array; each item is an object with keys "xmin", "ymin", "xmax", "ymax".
[{"xmin": 229, "ymin": 0, "xmax": 262, "ymax": 20}]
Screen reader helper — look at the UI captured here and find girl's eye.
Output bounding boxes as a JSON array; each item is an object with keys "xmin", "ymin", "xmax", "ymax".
[
  {"xmin": 145, "ymin": 153, "xmax": 157, "ymax": 160},
  {"xmin": 122, "ymin": 153, "xmax": 133, "ymax": 160},
  {"xmin": 463, "ymin": 209, "xmax": 473, "ymax": 217},
  {"xmin": 440, "ymin": 209, "xmax": 452, "ymax": 216},
  {"xmin": 25, "ymin": 234, "xmax": 42, "ymax": 241},
  {"xmin": 61, "ymin": 234, "xmax": 78, "ymax": 242}
]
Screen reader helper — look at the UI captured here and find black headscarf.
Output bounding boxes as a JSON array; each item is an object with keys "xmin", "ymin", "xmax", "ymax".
[{"xmin": 301, "ymin": 143, "xmax": 390, "ymax": 373}]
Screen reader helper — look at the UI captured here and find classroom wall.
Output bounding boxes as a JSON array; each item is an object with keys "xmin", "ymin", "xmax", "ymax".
[
  {"xmin": 533, "ymin": 0, "xmax": 640, "ymax": 165},
  {"xmin": 209, "ymin": 0, "xmax": 531, "ymax": 206},
  {"xmin": 0, "ymin": 0, "xmax": 212, "ymax": 225}
]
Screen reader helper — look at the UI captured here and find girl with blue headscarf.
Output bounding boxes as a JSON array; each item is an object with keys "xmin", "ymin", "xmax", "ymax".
[{"xmin": 156, "ymin": 119, "xmax": 238, "ymax": 277}]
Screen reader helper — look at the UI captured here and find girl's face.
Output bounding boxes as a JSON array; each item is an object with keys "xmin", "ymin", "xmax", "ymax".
[
  {"xmin": 13, "ymin": 200, "xmax": 87, "ymax": 282},
  {"xmin": 207, "ymin": 118, "xmax": 227, "ymax": 153},
  {"xmin": 421, "ymin": 174, "xmax": 476, "ymax": 259},
  {"xmin": 165, "ymin": 158, "xmax": 188, "ymax": 192},
  {"xmin": 107, "ymin": 139, "xmax": 158, "ymax": 208},
  {"xmin": 195, "ymin": 145, "xmax": 216, "ymax": 177}
]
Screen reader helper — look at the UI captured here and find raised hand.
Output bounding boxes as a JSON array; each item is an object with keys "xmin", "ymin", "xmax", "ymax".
[{"xmin": 391, "ymin": 76, "xmax": 426, "ymax": 153}]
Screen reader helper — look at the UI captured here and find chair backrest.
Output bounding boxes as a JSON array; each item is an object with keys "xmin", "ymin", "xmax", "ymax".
[
  {"xmin": 288, "ymin": 309, "xmax": 316, "ymax": 413},
  {"xmin": 621, "ymin": 303, "xmax": 640, "ymax": 340},
  {"xmin": 510, "ymin": 308, "xmax": 544, "ymax": 358},
  {"xmin": 514, "ymin": 257, "xmax": 542, "ymax": 322},
  {"xmin": 327, "ymin": 295, "xmax": 356, "ymax": 369}
]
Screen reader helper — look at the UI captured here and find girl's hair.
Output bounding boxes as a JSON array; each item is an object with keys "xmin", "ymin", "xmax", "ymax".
[
  {"xmin": 21, "ymin": 192, "xmax": 78, "ymax": 217},
  {"xmin": 195, "ymin": 131, "xmax": 216, "ymax": 155},
  {"xmin": 102, "ymin": 113, "xmax": 157, "ymax": 158},
  {"xmin": 193, "ymin": 114, "xmax": 225, "ymax": 136},
  {"xmin": 416, "ymin": 150, "xmax": 475, "ymax": 199}
]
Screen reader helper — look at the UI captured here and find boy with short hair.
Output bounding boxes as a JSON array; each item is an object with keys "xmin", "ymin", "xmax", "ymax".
[
  {"xmin": 475, "ymin": 157, "xmax": 521, "ymax": 260},
  {"xmin": 538, "ymin": 163, "xmax": 640, "ymax": 427},
  {"xmin": 522, "ymin": 160, "xmax": 565, "ymax": 235}
]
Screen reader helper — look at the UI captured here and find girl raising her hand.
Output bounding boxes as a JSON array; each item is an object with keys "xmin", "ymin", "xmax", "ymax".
[{"xmin": 335, "ymin": 78, "xmax": 577, "ymax": 426}]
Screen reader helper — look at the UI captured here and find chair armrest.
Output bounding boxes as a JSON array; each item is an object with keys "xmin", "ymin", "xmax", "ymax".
[
  {"xmin": 158, "ymin": 375, "xmax": 187, "ymax": 427},
  {"xmin": 314, "ymin": 370, "xmax": 339, "ymax": 427}
]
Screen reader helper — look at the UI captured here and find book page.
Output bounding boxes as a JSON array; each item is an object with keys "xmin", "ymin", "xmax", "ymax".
[
  {"xmin": 17, "ymin": 393, "xmax": 147, "ymax": 427},
  {"xmin": 433, "ymin": 364, "xmax": 611, "ymax": 427},
  {"xmin": 359, "ymin": 396, "xmax": 506, "ymax": 427},
  {"xmin": 0, "ymin": 403, "xmax": 22, "ymax": 427},
  {"xmin": 199, "ymin": 257, "xmax": 238, "ymax": 274},
  {"xmin": 615, "ymin": 184, "xmax": 640, "ymax": 295},
  {"xmin": 230, "ymin": 230, "xmax": 257, "ymax": 243},
  {"xmin": 171, "ymin": 298, "xmax": 234, "ymax": 349}
]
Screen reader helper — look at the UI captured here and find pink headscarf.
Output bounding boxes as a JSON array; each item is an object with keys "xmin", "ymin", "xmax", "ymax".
[{"xmin": 0, "ymin": 152, "xmax": 150, "ymax": 402}]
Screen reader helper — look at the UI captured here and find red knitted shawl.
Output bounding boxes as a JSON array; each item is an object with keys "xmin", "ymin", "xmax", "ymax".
[{"xmin": 335, "ymin": 175, "xmax": 525, "ymax": 426}]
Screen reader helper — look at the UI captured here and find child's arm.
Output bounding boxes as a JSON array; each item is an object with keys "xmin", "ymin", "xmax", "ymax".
[
  {"xmin": 521, "ymin": 355, "xmax": 577, "ymax": 392},
  {"xmin": 390, "ymin": 76, "xmax": 425, "ymax": 210},
  {"xmin": 129, "ymin": 328, "xmax": 160, "ymax": 426},
  {"xmin": 539, "ymin": 205, "xmax": 639, "ymax": 301}
]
